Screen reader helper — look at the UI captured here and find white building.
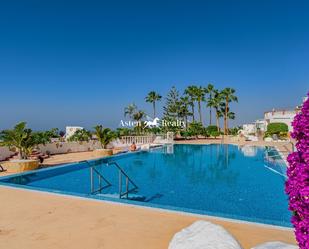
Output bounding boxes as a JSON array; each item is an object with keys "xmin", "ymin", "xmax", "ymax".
[
  {"xmin": 242, "ymin": 96, "xmax": 305, "ymax": 135},
  {"xmin": 242, "ymin": 120, "xmax": 267, "ymax": 135},
  {"xmin": 255, "ymin": 119, "xmax": 267, "ymax": 132},
  {"xmin": 65, "ymin": 126, "xmax": 83, "ymax": 140},
  {"xmin": 264, "ymin": 109, "xmax": 297, "ymax": 131},
  {"xmin": 242, "ymin": 123, "xmax": 256, "ymax": 134}
]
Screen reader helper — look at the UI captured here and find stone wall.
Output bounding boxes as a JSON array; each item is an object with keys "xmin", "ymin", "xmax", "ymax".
[{"xmin": 0, "ymin": 141, "xmax": 102, "ymax": 161}]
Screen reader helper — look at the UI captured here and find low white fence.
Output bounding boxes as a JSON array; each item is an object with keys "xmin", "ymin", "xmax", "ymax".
[{"xmin": 120, "ymin": 135, "xmax": 156, "ymax": 145}]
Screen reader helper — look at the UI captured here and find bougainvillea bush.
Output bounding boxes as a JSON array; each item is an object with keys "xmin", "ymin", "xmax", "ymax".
[{"xmin": 285, "ymin": 93, "xmax": 309, "ymax": 249}]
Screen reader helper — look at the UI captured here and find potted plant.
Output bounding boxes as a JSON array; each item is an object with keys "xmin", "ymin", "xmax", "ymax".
[
  {"xmin": 0, "ymin": 122, "xmax": 39, "ymax": 173},
  {"xmin": 93, "ymin": 125, "xmax": 117, "ymax": 156}
]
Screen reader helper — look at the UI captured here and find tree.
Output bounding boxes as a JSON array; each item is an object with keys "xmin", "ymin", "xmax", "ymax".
[
  {"xmin": 187, "ymin": 122, "xmax": 204, "ymax": 138},
  {"xmin": 184, "ymin": 85, "xmax": 198, "ymax": 122},
  {"xmin": 220, "ymin": 88, "xmax": 238, "ymax": 135},
  {"xmin": 32, "ymin": 128, "xmax": 60, "ymax": 145},
  {"xmin": 94, "ymin": 125, "xmax": 117, "ymax": 149},
  {"xmin": 205, "ymin": 83, "xmax": 215, "ymax": 125},
  {"xmin": 0, "ymin": 122, "xmax": 36, "ymax": 159},
  {"xmin": 124, "ymin": 103, "xmax": 137, "ymax": 119},
  {"xmin": 220, "ymin": 102, "xmax": 236, "ymax": 135},
  {"xmin": 68, "ymin": 129, "xmax": 92, "ymax": 142},
  {"xmin": 179, "ymin": 96, "xmax": 192, "ymax": 129},
  {"xmin": 208, "ymin": 90, "xmax": 224, "ymax": 132},
  {"xmin": 164, "ymin": 86, "xmax": 180, "ymax": 120},
  {"xmin": 194, "ymin": 86, "xmax": 205, "ymax": 124},
  {"xmin": 216, "ymin": 108, "xmax": 224, "ymax": 132},
  {"xmin": 133, "ymin": 110, "xmax": 146, "ymax": 134},
  {"xmin": 116, "ymin": 127, "xmax": 132, "ymax": 136},
  {"xmin": 44, "ymin": 128, "xmax": 60, "ymax": 138},
  {"xmin": 145, "ymin": 91, "xmax": 162, "ymax": 118}
]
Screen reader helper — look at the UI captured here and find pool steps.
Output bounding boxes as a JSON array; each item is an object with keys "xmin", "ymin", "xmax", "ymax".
[{"xmin": 80, "ymin": 160, "xmax": 139, "ymax": 199}]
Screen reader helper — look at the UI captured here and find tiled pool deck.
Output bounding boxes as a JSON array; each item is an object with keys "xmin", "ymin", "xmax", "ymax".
[{"xmin": 0, "ymin": 186, "xmax": 296, "ymax": 249}]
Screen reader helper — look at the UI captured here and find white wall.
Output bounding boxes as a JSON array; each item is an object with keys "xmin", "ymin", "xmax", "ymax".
[
  {"xmin": 38, "ymin": 141, "xmax": 102, "ymax": 154},
  {"xmin": 0, "ymin": 141, "xmax": 102, "ymax": 161},
  {"xmin": 0, "ymin": 147, "xmax": 16, "ymax": 161}
]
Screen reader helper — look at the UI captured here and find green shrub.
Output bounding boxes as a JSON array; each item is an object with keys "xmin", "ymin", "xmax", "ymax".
[
  {"xmin": 180, "ymin": 131, "xmax": 192, "ymax": 139},
  {"xmin": 229, "ymin": 126, "xmax": 241, "ymax": 136},
  {"xmin": 210, "ymin": 130, "xmax": 220, "ymax": 138},
  {"xmin": 201, "ymin": 127, "xmax": 210, "ymax": 137},
  {"xmin": 68, "ymin": 129, "xmax": 92, "ymax": 142},
  {"xmin": 188, "ymin": 122, "xmax": 204, "ymax": 137},
  {"xmin": 206, "ymin": 125, "xmax": 218, "ymax": 133},
  {"xmin": 266, "ymin": 123, "xmax": 288, "ymax": 135}
]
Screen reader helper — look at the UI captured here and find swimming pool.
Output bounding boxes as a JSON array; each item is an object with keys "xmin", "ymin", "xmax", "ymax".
[{"xmin": 0, "ymin": 144, "xmax": 291, "ymax": 227}]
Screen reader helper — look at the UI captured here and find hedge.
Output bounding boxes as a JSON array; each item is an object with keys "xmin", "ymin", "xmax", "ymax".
[{"xmin": 267, "ymin": 122, "xmax": 288, "ymax": 135}]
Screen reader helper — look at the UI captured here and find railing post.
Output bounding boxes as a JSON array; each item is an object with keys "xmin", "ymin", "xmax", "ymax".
[
  {"xmin": 119, "ymin": 170, "xmax": 122, "ymax": 198},
  {"xmin": 126, "ymin": 177, "xmax": 129, "ymax": 199},
  {"xmin": 98, "ymin": 168, "xmax": 102, "ymax": 193},
  {"xmin": 90, "ymin": 167, "xmax": 94, "ymax": 193}
]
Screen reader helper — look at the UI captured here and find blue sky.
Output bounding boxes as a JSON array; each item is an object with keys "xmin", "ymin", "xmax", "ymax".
[{"xmin": 0, "ymin": 0, "xmax": 308, "ymax": 131}]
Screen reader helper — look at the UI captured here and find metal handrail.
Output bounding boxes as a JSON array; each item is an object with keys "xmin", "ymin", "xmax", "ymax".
[
  {"xmin": 79, "ymin": 160, "xmax": 112, "ymax": 194},
  {"xmin": 90, "ymin": 167, "xmax": 112, "ymax": 194},
  {"xmin": 107, "ymin": 161, "xmax": 138, "ymax": 199},
  {"xmin": 80, "ymin": 159, "xmax": 138, "ymax": 199}
]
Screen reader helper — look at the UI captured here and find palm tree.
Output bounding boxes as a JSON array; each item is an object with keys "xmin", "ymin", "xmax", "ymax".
[
  {"xmin": 208, "ymin": 90, "xmax": 223, "ymax": 132},
  {"xmin": 145, "ymin": 91, "xmax": 162, "ymax": 118},
  {"xmin": 184, "ymin": 85, "xmax": 198, "ymax": 122},
  {"xmin": 195, "ymin": 86, "xmax": 205, "ymax": 124},
  {"xmin": 205, "ymin": 83, "xmax": 215, "ymax": 125},
  {"xmin": 220, "ymin": 88, "xmax": 238, "ymax": 135},
  {"xmin": 0, "ymin": 122, "xmax": 35, "ymax": 159},
  {"xmin": 124, "ymin": 103, "xmax": 137, "ymax": 119},
  {"xmin": 179, "ymin": 96, "xmax": 192, "ymax": 129},
  {"xmin": 68, "ymin": 129, "xmax": 92, "ymax": 142},
  {"xmin": 133, "ymin": 110, "xmax": 146, "ymax": 134},
  {"xmin": 94, "ymin": 125, "xmax": 117, "ymax": 149},
  {"xmin": 220, "ymin": 104, "xmax": 235, "ymax": 134},
  {"xmin": 216, "ymin": 109, "xmax": 224, "ymax": 132}
]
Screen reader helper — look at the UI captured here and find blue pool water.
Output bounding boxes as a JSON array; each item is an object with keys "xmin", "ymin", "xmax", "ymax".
[{"xmin": 0, "ymin": 144, "xmax": 291, "ymax": 227}]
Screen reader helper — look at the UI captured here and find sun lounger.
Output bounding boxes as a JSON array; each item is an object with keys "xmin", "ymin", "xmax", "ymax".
[
  {"xmin": 153, "ymin": 135, "xmax": 172, "ymax": 144},
  {"xmin": 140, "ymin": 144, "xmax": 150, "ymax": 150},
  {"xmin": 245, "ymin": 135, "xmax": 259, "ymax": 141},
  {"xmin": 0, "ymin": 164, "xmax": 7, "ymax": 172}
]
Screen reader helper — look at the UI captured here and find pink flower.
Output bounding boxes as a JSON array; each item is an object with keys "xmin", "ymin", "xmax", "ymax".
[{"xmin": 285, "ymin": 91, "xmax": 309, "ymax": 249}]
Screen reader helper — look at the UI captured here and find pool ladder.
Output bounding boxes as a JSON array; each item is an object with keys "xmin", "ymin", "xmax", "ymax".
[{"xmin": 80, "ymin": 160, "xmax": 138, "ymax": 199}]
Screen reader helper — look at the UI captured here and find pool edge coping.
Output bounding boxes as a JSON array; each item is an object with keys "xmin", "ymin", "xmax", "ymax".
[{"xmin": 0, "ymin": 184, "xmax": 294, "ymax": 232}]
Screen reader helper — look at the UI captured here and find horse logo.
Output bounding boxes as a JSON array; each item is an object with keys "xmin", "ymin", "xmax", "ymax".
[{"xmin": 144, "ymin": 117, "xmax": 160, "ymax": 128}]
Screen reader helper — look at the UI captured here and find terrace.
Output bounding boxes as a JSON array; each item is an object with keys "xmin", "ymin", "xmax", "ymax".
[{"xmin": 0, "ymin": 137, "xmax": 296, "ymax": 249}]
